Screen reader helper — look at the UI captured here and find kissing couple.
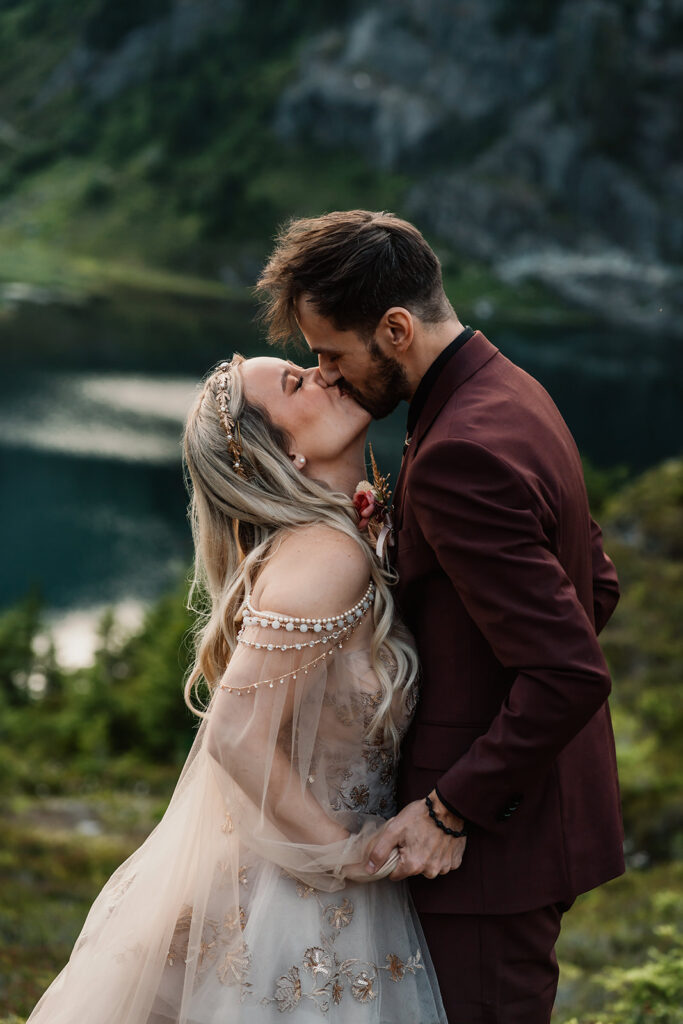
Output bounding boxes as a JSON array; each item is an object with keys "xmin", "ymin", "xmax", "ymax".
[{"xmin": 26, "ymin": 211, "xmax": 624, "ymax": 1024}]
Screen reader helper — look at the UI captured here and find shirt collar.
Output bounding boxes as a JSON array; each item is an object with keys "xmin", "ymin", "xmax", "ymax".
[{"xmin": 405, "ymin": 326, "xmax": 475, "ymax": 441}]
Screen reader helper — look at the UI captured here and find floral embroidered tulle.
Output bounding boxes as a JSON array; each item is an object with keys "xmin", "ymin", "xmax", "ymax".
[{"xmin": 25, "ymin": 575, "xmax": 446, "ymax": 1023}]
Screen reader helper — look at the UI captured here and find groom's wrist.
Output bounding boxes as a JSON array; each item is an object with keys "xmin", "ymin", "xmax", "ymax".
[{"xmin": 434, "ymin": 784, "xmax": 467, "ymax": 827}]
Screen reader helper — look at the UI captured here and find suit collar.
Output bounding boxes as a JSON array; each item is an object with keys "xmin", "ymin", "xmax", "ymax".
[
  {"xmin": 407, "ymin": 330, "xmax": 498, "ymax": 452},
  {"xmin": 392, "ymin": 331, "xmax": 499, "ymax": 527}
]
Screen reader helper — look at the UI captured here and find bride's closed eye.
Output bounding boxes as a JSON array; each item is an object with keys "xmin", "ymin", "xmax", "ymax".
[{"xmin": 293, "ymin": 375, "xmax": 304, "ymax": 393}]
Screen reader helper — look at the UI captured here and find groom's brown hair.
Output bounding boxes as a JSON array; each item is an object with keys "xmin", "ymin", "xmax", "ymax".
[{"xmin": 256, "ymin": 210, "xmax": 453, "ymax": 343}]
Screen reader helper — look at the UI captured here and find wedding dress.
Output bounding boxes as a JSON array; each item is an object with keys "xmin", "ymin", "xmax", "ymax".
[{"xmin": 26, "ymin": 578, "xmax": 446, "ymax": 1023}]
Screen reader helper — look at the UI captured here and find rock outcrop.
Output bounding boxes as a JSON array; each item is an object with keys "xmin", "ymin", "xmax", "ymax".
[{"xmin": 275, "ymin": 0, "xmax": 683, "ymax": 334}]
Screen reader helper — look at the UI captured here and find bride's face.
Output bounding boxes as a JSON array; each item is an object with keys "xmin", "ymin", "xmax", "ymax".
[{"xmin": 240, "ymin": 357, "xmax": 371, "ymax": 468}]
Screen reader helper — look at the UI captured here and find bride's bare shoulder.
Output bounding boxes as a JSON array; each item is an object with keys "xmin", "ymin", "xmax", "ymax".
[{"xmin": 253, "ymin": 525, "xmax": 372, "ymax": 617}]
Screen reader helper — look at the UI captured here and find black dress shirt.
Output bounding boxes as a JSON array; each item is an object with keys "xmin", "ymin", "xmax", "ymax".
[{"xmin": 405, "ymin": 326, "xmax": 475, "ymax": 448}]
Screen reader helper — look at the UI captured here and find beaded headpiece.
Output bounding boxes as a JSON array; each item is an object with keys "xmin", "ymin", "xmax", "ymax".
[{"xmin": 212, "ymin": 360, "xmax": 246, "ymax": 477}]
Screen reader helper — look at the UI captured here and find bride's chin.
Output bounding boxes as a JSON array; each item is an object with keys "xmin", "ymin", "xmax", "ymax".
[
  {"xmin": 339, "ymin": 390, "xmax": 373, "ymax": 425},
  {"xmin": 353, "ymin": 407, "xmax": 373, "ymax": 429}
]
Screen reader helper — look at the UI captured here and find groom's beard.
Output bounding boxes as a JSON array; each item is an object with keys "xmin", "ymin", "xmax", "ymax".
[{"xmin": 338, "ymin": 341, "xmax": 411, "ymax": 419}]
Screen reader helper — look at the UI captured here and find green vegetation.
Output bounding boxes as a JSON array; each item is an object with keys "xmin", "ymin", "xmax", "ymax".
[
  {"xmin": 0, "ymin": 0, "xmax": 583, "ymax": 326},
  {"xmin": 598, "ymin": 462, "xmax": 683, "ymax": 864},
  {"xmin": 0, "ymin": 0, "xmax": 395, "ymax": 295},
  {"xmin": 0, "ymin": 459, "xmax": 681, "ymax": 1019}
]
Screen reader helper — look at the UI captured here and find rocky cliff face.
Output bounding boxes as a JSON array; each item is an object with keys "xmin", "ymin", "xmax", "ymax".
[
  {"xmin": 34, "ymin": 0, "xmax": 237, "ymax": 106},
  {"xmin": 275, "ymin": 0, "xmax": 683, "ymax": 334}
]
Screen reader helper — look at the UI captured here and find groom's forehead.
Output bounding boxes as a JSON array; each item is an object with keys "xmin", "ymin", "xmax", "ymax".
[
  {"xmin": 295, "ymin": 294, "xmax": 327, "ymax": 333},
  {"xmin": 295, "ymin": 296, "xmax": 361, "ymax": 352}
]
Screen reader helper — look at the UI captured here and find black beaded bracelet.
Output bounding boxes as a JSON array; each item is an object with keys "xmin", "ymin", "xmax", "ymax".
[{"xmin": 425, "ymin": 795, "xmax": 468, "ymax": 838}]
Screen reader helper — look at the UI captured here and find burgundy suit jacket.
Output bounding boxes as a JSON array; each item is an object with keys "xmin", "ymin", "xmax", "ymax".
[{"xmin": 394, "ymin": 331, "xmax": 625, "ymax": 915}]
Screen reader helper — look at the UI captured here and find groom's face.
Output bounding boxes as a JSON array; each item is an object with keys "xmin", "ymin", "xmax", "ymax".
[{"xmin": 295, "ymin": 296, "xmax": 410, "ymax": 420}]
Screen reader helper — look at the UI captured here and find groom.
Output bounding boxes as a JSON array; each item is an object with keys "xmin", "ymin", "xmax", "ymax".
[{"xmin": 257, "ymin": 210, "xmax": 625, "ymax": 1023}]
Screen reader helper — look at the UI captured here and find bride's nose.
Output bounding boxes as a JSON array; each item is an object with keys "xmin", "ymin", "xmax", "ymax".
[{"xmin": 310, "ymin": 366, "xmax": 331, "ymax": 388}]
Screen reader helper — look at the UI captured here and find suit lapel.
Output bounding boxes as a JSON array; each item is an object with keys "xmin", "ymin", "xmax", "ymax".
[{"xmin": 392, "ymin": 332, "xmax": 499, "ymax": 531}]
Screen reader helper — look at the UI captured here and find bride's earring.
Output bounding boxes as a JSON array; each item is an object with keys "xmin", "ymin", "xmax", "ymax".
[{"xmin": 290, "ymin": 453, "xmax": 307, "ymax": 470}]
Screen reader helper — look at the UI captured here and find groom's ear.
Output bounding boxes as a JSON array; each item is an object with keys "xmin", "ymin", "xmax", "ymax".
[{"xmin": 375, "ymin": 307, "xmax": 414, "ymax": 356}]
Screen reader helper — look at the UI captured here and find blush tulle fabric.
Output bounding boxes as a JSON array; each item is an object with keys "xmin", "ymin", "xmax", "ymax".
[{"xmin": 26, "ymin": 612, "xmax": 446, "ymax": 1022}]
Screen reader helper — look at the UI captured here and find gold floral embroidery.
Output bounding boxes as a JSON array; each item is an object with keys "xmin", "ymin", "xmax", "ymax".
[
  {"xmin": 405, "ymin": 679, "xmax": 419, "ymax": 716},
  {"xmin": 269, "ymin": 966, "xmax": 302, "ymax": 1012},
  {"xmin": 303, "ymin": 946, "xmax": 333, "ymax": 978},
  {"xmin": 166, "ymin": 904, "xmax": 194, "ymax": 966},
  {"xmin": 175, "ymin": 905, "xmax": 194, "ymax": 930},
  {"xmin": 217, "ymin": 943, "xmax": 252, "ymax": 986},
  {"xmin": 198, "ymin": 932, "xmax": 218, "ymax": 970},
  {"xmin": 386, "ymin": 952, "xmax": 406, "ymax": 981},
  {"xmin": 221, "ymin": 810, "xmax": 234, "ymax": 834},
  {"xmin": 295, "ymin": 880, "xmax": 317, "ymax": 899},
  {"xmin": 323, "ymin": 897, "xmax": 353, "ymax": 930},
  {"xmin": 259, "ymin": 879, "xmax": 426, "ymax": 1013},
  {"xmin": 322, "ymin": 685, "xmax": 408, "ymax": 817},
  {"xmin": 351, "ymin": 970, "xmax": 376, "ymax": 1002},
  {"xmin": 363, "ymin": 745, "xmax": 395, "ymax": 786},
  {"xmin": 349, "ymin": 783, "xmax": 370, "ymax": 808},
  {"xmin": 222, "ymin": 906, "xmax": 247, "ymax": 933},
  {"xmin": 165, "ymin": 903, "xmax": 249, "ymax": 985}
]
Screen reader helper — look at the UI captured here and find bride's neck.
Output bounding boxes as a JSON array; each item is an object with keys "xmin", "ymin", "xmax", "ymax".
[{"xmin": 308, "ymin": 449, "xmax": 367, "ymax": 499}]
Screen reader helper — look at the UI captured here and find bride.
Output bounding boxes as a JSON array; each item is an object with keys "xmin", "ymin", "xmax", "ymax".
[{"xmin": 25, "ymin": 355, "xmax": 446, "ymax": 1023}]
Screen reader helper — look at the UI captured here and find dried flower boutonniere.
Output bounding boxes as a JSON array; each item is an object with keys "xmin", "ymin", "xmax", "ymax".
[{"xmin": 352, "ymin": 444, "xmax": 394, "ymax": 558}]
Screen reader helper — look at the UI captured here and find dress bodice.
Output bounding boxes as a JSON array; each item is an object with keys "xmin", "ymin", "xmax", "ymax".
[
  {"xmin": 316, "ymin": 649, "xmax": 418, "ymax": 819},
  {"xmin": 236, "ymin": 580, "xmax": 418, "ymax": 822}
]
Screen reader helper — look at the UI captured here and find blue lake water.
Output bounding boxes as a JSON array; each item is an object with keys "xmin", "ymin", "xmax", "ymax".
[{"xmin": 1, "ymin": 293, "xmax": 681, "ymax": 660}]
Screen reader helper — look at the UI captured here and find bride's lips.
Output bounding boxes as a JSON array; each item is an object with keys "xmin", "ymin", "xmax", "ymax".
[
  {"xmin": 334, "ymin": 381, "xmax": 373, "ymax": 416},
  {"xmin": 334, "ymin": 382, "xmax": 357, "ymax": 403}
]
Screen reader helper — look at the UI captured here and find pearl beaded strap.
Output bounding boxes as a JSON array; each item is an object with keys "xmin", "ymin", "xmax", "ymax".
[
  {"xmin": 243, "ymin": 581, "xmax": 375, "ymax": 635},
  {"xmin": 219, "ymin": 582, "xmax": 375, "ymax": 697}
]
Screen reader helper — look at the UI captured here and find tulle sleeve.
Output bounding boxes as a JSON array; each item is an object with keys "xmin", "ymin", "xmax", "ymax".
[
  {"xmin": 204, "ymin": 591, "xmax": 387, "ymax": 890},
  {"xmin": 25, "ymin": 583, "xmax": 420, "ymax": 1024}
]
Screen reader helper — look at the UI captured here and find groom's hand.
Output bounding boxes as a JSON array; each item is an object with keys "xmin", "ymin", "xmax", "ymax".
[{"xmin": 364, "ymin": 790, "xmax": 467, "ymax": 881}]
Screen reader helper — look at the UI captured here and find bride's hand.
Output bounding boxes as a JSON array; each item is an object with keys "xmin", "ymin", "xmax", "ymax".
[{"xmin": 341, "ymin": 846, "xmax": 401, "ymax": 883}]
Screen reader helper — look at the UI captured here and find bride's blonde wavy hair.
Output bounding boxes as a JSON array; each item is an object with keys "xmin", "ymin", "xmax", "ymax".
[{"xmin": 182, "ymin": 354, "xmax": 418, "ymax": 751}]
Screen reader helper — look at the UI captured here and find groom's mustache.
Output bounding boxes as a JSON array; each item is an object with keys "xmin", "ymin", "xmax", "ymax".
[{"xmin": 336, "ymin": 379, "xmax": 373, "ymax": 411}]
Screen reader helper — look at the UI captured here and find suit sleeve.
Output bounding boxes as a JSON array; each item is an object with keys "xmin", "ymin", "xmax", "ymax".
[
  {"xmin": 591, "ymin": 516, "xmax": 620, "ymax": 634},
  {"xmin": 409, "ymin": 439, "xmax": 613, "ymax": 831}
]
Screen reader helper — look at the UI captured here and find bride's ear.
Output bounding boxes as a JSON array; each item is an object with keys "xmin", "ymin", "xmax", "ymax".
[{"xmin": 289, "ymin": 453, "xmax": 307, "ymax": 471}]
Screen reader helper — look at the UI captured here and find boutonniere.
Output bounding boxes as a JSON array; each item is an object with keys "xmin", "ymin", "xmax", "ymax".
[{"xmin": 353, "ymin": 444, "xmax": 395, "ymax": 558}]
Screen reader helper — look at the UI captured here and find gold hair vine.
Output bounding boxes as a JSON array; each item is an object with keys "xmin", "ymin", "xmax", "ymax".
[{"xmin": 213, "ymin": 360, "xmax": 247, "ymax": 477}]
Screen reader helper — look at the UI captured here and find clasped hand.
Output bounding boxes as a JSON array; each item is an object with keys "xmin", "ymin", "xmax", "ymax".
[{"xmin": 359, "ymin": 790, "xmax": 467, "ymax": 882}]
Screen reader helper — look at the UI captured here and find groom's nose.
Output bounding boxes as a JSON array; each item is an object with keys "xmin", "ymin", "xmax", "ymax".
[{"xmin": 317, "ymin": 356, "xmax": 342, "ymax": 387}]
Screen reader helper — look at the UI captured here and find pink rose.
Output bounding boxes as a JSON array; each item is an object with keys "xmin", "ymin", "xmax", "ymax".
[{"xmin": 353, "ymin": 489, "xmax": 376, "ymax": 531}]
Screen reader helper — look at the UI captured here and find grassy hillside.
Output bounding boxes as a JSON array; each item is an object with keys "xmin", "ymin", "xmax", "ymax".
[{"xmin": 0, "ymin": 1, "xmax": 392, "ymax": 279}]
